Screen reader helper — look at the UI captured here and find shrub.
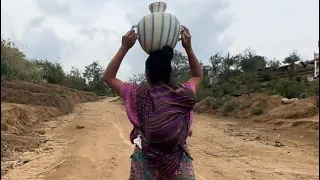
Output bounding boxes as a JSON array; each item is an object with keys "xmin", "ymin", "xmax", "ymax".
[
  {"xmin": 1, "ymin": 38, "xmax": 42, "ymax": 82},
  {"xmin": 211, "ymin": 98, "xmax": 224, "ymax": 110},
  {"xmin": 195, "ymin": 89, "xmax": 214, "ymax": 102},
  {"xmin": 295, "ymin": 76, "xmax": 302, "ymax": 82},
  {"xmin": 274, "ymin": 79, "xmax": 319, "ymax": 99},
  {"xmin": 222, "ymin": 100, "xmax": 237, "ymax": 115},
  {"xmin": 35, "ymin": 60, "xmax": 65, "ymax": 85},
  {"xmin": 201, "ymin": 97, "xmax": 214, "ymax": 107},
  {"xmin": 251, "ymin": 108, "xmax": 264, "ymax": 116},
  {"xmin": 239, "ymin": 103, "xmax": 251, "ymax": 110},
  {"xmin": 210, "ymin": 95, "xmax": 235, "ymax": 110},
  {"xmin": 64, "ymin": 75, "xmax": 88, "ymax": 91},
  {"xmin": 259, "ymin": 71, "xmax": 275, "ymax": 81}
]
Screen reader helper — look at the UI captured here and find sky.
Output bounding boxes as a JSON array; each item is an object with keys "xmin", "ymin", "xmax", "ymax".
[{"xmin": 1, "ymin": 0, "xmax": 319, "ymax": 80}]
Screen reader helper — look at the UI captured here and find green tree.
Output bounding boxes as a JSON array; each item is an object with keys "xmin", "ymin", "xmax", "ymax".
[
  {"xmin": 240, "ymin": 48, "xmax": 267, "ymax": 72},
  {"xmin": 209, "ymin": 53, "xmax": 223, "ymax": 78},
  {"xmin": 170, "ymin": 50, "xmax": 189, "ymax": 84},
  {"xmin": 83, "ymin": 61, "xmax": 110, "ymax": 96},
  {"xmin": 70, "ymin": 67, "xmax": 81, "ymax": 78},
  {"xmin": 267, "ymin": 58, "xmax": 281, "ymax": 69},
  {"xmin": 171, "ymin": 50, "xmax": 188, "ymax": 73},
  {"xmin": 64, "ymin": 67, "xmax": 88, "ymax": 91},
  {"xmin": 1, "ymin": 38, "xmax": 42, "ymax": 82},
  {"xmin": 35, "ymin": 60, "xmax": 65, "ymax": 84},
  {"xmin": 219, "ymin": 53, "xmax": 242, "ymax": 82},
  {"xmin": 128, "ymin": 73, "xmax": 148, "ymax": 87},
  {"xmin": 283, "ymin": 51, "xmax": 301, "ymax": 79},
  {"xmin": 200, "ymin": 64, "xmax": 212, "ymax": 88},
  {"xmin": 222, "ymin": 53, "xmax": 236, "ymax": 72}
]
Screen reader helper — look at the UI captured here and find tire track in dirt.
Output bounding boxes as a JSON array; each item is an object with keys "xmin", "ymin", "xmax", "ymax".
[{"xmin": 108, "ymin": 120, "xmax": 133, "ymax": 148}]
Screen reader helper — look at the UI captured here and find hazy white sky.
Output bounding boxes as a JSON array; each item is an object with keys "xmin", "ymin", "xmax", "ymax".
[{"xmin": 1, "ymin": 0, "xmax": 319, "ymax": 80}]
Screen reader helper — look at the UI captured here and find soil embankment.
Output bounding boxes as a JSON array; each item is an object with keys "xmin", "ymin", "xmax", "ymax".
[{"xmin": 1, "ymin": 79, "xmax": 99, "ymax": 175}]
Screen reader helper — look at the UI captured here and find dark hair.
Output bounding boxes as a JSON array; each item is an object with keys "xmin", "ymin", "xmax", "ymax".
[{"xmin": 145, "ymin": 45, "xmax": 173, "ymax": 85}]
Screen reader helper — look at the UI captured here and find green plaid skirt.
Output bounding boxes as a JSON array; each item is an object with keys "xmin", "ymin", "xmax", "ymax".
[{"xmin": 128, "ymin": 147, "xmax": 196, "ymax": 180}]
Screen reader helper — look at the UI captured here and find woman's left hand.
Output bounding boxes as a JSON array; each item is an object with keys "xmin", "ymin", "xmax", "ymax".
[
  {"xmin": 180, "ymin": 25, "xmax": 192, "ymax": 50},
  {"xmin": 121, "ymin": 30, "xmax": 138, "ymax": 51}
]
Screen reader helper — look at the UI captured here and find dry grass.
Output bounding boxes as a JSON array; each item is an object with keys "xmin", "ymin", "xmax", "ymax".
[{"xmin": 1, "ymin": 38, "xmax": 42, "ymax": 82}]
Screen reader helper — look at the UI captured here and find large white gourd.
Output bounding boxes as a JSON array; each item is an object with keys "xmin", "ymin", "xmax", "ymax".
[{"xmin": 133, "ymin": 2, "xmax": 181, "ymax": 55}]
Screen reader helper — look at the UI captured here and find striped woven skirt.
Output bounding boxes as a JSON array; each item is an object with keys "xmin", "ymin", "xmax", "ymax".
[{"xmin": 129, "ymin": 147, "xmax": 196, "ymax": 180}]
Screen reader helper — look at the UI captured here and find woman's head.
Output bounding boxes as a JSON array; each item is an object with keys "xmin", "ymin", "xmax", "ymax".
[{"xmin": 145, "ymin": 45, "xmax": 173, "ymax": 85}]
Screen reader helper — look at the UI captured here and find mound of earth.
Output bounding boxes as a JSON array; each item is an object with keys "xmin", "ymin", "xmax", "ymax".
[
  {"xmin": 195, "ymin": 93, "xmax": 319, "ymax": 131},
  {"xmin": 235, "ymin": 94, "xmax": 318, "ymax": 119},
  {"xmin": 1, "ymin": 79, "xmax": 100, "ymax": 175},
  {"xmin": 1, "ymin": 80, "xmax": 97, "ymax": 113}
]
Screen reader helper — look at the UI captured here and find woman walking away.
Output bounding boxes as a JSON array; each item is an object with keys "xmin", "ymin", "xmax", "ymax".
[{"xmin": 104, "ymin": 25, "xmax": 202, "ymax": 180}]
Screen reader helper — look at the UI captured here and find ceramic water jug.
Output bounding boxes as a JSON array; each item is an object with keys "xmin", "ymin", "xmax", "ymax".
[{"xmin": 132, "ymin": 2, "xmax": 181, "ymax": 55}]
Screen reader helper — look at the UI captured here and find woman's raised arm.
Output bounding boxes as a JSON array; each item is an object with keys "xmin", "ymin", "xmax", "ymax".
[
  {"xmin": 180, "ymin": 25, "xmax": 203, "ymax": 92},
  {"xmin": 104, "ymin": 30, "xmax": 137, "ymax": 95}
]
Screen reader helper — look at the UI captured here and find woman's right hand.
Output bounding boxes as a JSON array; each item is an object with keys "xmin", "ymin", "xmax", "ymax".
[
  {"xmin": 121, "ymin": 30, "xmax": 138, "ymax": 51},
  {"xmin": 180, "ymin": 25, "xmax": 192, "ymax": 50}
]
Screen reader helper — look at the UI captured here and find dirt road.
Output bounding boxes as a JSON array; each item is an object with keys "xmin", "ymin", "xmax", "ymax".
[{"xmin": 3, "ymin": 99, "xmax": 319, "ymax": 180}]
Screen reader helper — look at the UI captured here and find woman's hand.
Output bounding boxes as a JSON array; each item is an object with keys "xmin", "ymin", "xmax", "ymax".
[
  {"xmin": 104, "ymin": 30, "xmax": 137, "ymax": 96},
  {"xmin": 121, "ymin": 30, "xmax": 138, "ymax": 51},
  {"xmin": 181, "ymin": 25, "xmax": 203, "ymax": 92},
  {"xmin": 180, "ymin": 25, "xmax": 192, "ymax": 50}
]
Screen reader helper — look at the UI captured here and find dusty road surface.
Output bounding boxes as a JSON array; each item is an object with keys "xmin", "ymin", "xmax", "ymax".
[{"xmin": 3, "ymin": 99, "xmax": 319, "ymax": 180}]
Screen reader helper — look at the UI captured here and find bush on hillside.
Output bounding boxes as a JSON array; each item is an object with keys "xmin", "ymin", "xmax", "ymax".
[
  {"xmin": 222, "ymin": 100, "xmax": 238, "ymax": 116},
  {"xmin": 251, "ymin": 108, "xmax": 264, "ymax": 116},
  {"xmin": 274, "ymin": 79, "xmax": 319, "ymax": 99},
  {"xmin": 35, "ymin": 60, "xmax": 65, "ymax": 85},
  {"xmin": 212, "ymin": 95, "xmax": 235, "ymax": 110},
  {"xmin": 0, "ymin": 38, "xmax": 112, "ymax": 96},
  {"xmin": 64, "ymin": 75, "xmax": 88, "ymax": 91},
  {"xmin": 1, "ymin": 38, "xmax": 42, "ymax": 82}
]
